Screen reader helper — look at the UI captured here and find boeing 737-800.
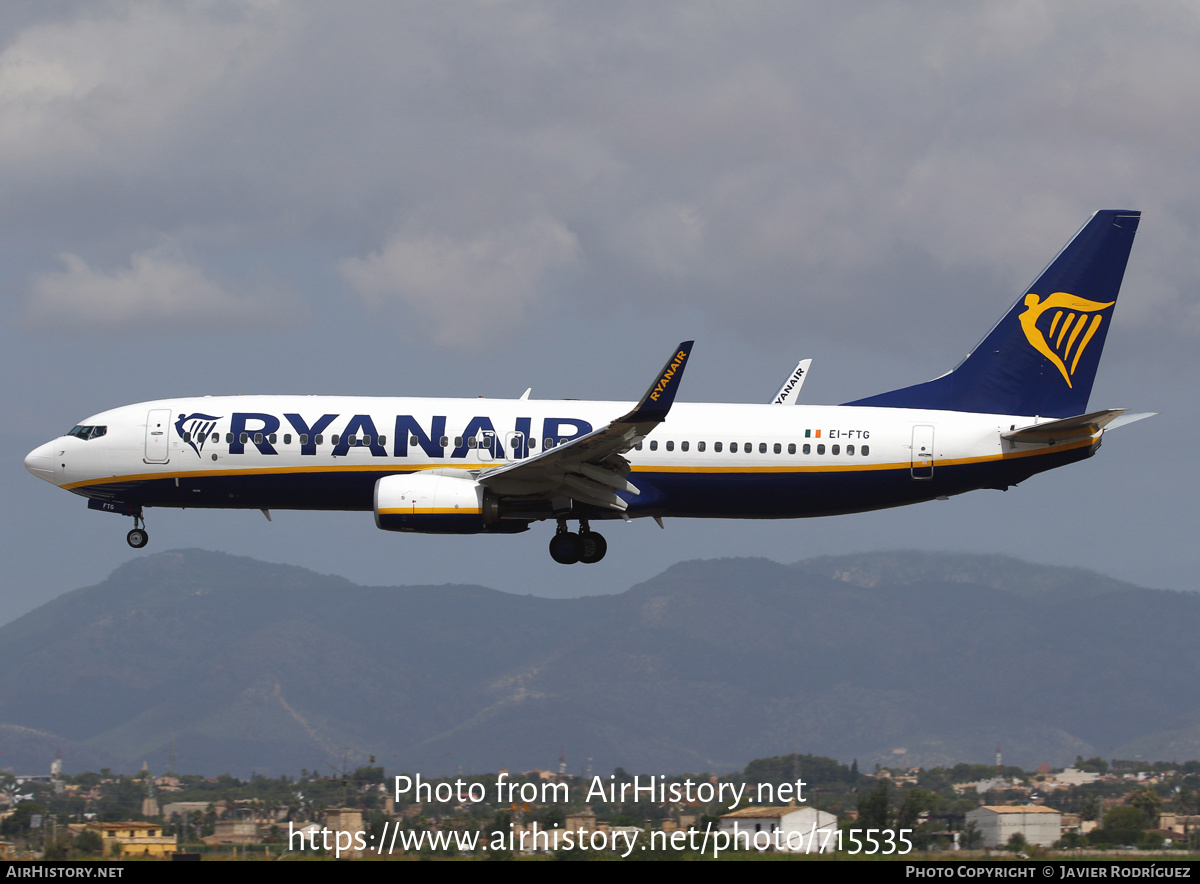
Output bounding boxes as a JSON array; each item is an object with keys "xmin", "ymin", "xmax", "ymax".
[{"xmin": 25, "ymin": 210, "xmax": 1149, "ymax": 564}]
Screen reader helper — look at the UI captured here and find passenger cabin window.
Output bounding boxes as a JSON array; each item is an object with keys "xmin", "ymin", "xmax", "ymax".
[
  {"xmin": 314, "ymin": 434, "xmax": 323, "ymax": 445},
  {"xmin": 665, "ymin": 440, "xmax": 674, "ymax": 451},
  {"xmin": 773, "ymin": 443, "xmax": 781, "ymax": 454},
  {"xmin": 803, "ymin": 443, "xmax": 810, "ymax": 454},
  {"xmin": 847, "ymin": 444, "xmax": 854, "ymax": 455},
  {"xmin": 634, "ymin": 441, "xmax": 643, "ymax": 450},
  {"xmin": 681, "ymin": 441, "xmax": 689, "ymax": 452},
  {"xmin": 300, "ymin": 434, "xmax": 309, "ymax": 445},
  {"xmin": 788, "ymin": 443, "xmax": 795, "ymax": 454},
  {"xmin": 759, "ymin": 443, "xmax": 767, "ymax": 454},
  {"xmin": 378, "ymin": 435, "xmax": 387, "ymax": 446},
  {"xmin": 862, "ymin": 445, "xmax": 870, "ymax": 456},
  {"xmin": 226, "ymin": 433, "xmax": 234, "ymax": 443},
  {"xmin": 649, "ymin": 440, "xmax": 658, "ymax": 451},
  {"xmin": 240, "ymin": 433, "xmax": 249, "ymax": 444},
  {"xmin": 730, "ymin": 442, "xmax": 738, "ymax": 453},
  {"xmin": 817, "ymin": 444, "xmax": 825, "ymax": 455},
  {"xmin": 714, "ymin": 442, "xmax": 722, "ymax": 452},
  {"xmin": 268, "ymin": 433, "xmax": 277, "ymax": 444},
  {"xmin": 284, "ymin": 434, "xmax": 292, "ymax": 445},
  {"xmin": 697, "ymin": 441, "xmax": 705, "ymax": 452}
]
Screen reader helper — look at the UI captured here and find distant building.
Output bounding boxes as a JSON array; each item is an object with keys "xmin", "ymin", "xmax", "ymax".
[
  {"xmin": 966, "ymin": 805, "xmax": 1061, "ymax": 848},
  {"xmin": 203, "ymin": 820, "xmax": 260, "ymax": 846},
  {"xmin": 86, "ymin": 822, "xmax": 176, "ymax": 857},
  {"xmin": 1055, "ymin": 768, "xmax": 1099, "ymax": 787},
  {"xmin": 325, "ymin": 808, "xmax": 364, "ymax": 859},
  {"xmin": 719, "ymin": 806, "xmax": 839, "ymax": 853}
]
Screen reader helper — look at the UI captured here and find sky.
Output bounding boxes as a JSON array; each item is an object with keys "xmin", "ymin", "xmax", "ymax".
[{"xmin": 4, "ymin": 1, "xmax": 1199, "ymax": 624}]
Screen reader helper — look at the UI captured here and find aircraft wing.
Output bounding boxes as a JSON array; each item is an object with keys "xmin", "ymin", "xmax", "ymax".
[{"xmin": 478, "ymin": 342, "xmax": 693, "ymax": 512}]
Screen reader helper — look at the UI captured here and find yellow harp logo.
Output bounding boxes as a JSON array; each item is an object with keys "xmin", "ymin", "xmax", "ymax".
[{"xmin": 1018, "ymin": 292, "xmax": 1114, "ymax": 388}]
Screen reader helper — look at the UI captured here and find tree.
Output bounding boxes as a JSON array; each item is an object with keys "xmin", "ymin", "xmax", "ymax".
[
  {"xmin": 1094, "ymin": 805, "xmax": 1146, "ymax": 847},
  {"xmin": 1129, "ymin": 786, "xmax": 1162, "ymax": 827},
  {"xmin": 74, "ymin": 830, "xmax": 103, "ymax": 856},
  {"xmin": 857, "ymin": 780, "xmax": 891, "ymax": 829},
  {"xmin": 960, "ymin": 821, "xmax": 983, "ymax": 850},
  {"xmin": 895, "ymin": 788, "xmax": 934, "ymax": 830}
]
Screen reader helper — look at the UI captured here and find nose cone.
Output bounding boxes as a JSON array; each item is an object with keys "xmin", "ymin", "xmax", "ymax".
[{"xmin": 24, "ymin": 441, "xmax": 59, "ymax": 485}]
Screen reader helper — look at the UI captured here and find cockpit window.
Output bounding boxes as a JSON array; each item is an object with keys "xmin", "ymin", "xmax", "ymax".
[{"xmin": 67, "ymin": 425, "xmax": 106, "ymax": 440}]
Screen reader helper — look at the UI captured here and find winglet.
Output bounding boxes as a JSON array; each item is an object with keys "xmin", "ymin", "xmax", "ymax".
[{"xmin": 617, "ymin": 341, "xmax": 694, "ymax": 424}]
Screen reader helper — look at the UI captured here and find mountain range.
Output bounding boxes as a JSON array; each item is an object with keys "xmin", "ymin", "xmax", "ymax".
[{"xmin": 1, "ymin": 549, "xmax": 1197, "ymax": 777}]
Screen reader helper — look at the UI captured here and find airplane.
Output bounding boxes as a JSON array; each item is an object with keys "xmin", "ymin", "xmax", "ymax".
[{"xmin": 25, "ymin": 209, "xmax": 1150, "ymax": 565}]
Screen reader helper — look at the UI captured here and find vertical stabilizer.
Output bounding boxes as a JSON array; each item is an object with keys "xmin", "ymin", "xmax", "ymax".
[{"xmin": 846, "ymin": 210, "xmax": 1140, "ymax": 417}]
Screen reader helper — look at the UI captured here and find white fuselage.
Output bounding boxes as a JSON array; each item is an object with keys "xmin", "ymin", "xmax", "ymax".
[{"xmin": 24, "ymin": 395, "xmax": 1096, "ymax": 521}]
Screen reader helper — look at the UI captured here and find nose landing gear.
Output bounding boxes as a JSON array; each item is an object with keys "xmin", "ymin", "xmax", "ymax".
[
  {"xmin": 126, "ymin": 508, "xmax": 148, "ymax": 549},
  {"xmin": 548, "ymin": 519, "xmax": 607, "ymax": 565}
]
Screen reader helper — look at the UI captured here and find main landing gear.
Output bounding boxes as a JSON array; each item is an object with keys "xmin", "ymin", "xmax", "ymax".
[
  {"xmin": 126, "ymin": 508, "xmax": 148, "ymax": 549},
  {"xmin": 548, "ymin": 519, "xmax": 607, "ymax": 565}
]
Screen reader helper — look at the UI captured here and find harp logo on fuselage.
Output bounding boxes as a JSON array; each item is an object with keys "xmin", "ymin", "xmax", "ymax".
[{"xmin": 175, "ymin": 413, "xmax": 223, "ymax": 458}]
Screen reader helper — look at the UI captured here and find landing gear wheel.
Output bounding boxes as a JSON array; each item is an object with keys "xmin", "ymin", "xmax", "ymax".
[
  {"xmin": 578, "ymin": 531, "xmax": 607, "ymax": 564},
  {"xmin": 127, "ymin": 528, "xmax": 148, "ymax": 549},
  {"xmin": 548, "ymin": 532, "xmax": 581, "ymax": 565}
]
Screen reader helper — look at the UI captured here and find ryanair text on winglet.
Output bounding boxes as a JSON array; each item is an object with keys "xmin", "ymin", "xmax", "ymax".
[{"xmin": 648, "ymin": 350, "xmax": 689, "ymax": 402}]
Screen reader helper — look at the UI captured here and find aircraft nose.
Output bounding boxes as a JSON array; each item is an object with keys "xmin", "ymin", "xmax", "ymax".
[{"xmin": 24, "ymin": 442, "xmax": 58, "ymax": 485}]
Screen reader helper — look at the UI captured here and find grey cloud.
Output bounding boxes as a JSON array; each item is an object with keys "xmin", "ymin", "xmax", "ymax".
[{"xmin": 25, "ymin": 245, "xmax": 298, "ymax": 332}]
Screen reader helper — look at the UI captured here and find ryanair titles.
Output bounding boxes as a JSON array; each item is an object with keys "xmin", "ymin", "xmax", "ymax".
[
  {"xmin": 177, "ymin": 412, "xmax": 592, "ymax": 460},
  {"xmin": 648, "ymin": 349, "xmax": 688, "ymax": 402}
]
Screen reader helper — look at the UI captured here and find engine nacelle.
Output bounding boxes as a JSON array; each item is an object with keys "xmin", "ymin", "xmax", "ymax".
[{"xmin": 374, "ymin": 473, "xmax": 529, "ymax": 534}]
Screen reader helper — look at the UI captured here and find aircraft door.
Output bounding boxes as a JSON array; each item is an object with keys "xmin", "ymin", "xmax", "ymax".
[
  {"xmin": 474, "ymin": 430, "xmax": 501, "ymax": 463},
  {"xmin": 144, "ymin": 408, "xmax": 172, "ymax": 464},
  {"xmin": 910, "ymin": 425, "xmax": 934, "ymax": 479}
]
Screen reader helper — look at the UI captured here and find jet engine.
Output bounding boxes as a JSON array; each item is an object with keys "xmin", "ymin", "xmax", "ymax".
[{"xmin": 374, "ymin": 473, "xmax": 531, "ymax": 534}]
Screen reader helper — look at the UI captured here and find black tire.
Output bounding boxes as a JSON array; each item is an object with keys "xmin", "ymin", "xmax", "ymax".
[
  {"xmin": 127, "ymin": 528, "xmax": 148, "ymax": 549},
  {"xmin": 548, "ymin": 532, "xmax": 580, "ymax": 565},
  {"xmin": 578, "ymin": 531, "xmax": 607, "ymax": 564}
]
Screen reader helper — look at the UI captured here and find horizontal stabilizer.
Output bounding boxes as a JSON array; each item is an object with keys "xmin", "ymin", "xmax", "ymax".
[
  {"xmin": 1106, "ymin": 411, "xmax": 1157, "ymax": 431},
  {"xmin": 1001, "ymin": 409, "xmax": 1127, "ymax": 444}
]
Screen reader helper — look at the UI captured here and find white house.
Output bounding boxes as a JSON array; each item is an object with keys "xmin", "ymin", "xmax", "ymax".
[
  {"xmin": 966, "ymin": 805, "xmax": 1061, "ymax": 847},
  {"xmin": 720, "ymin": 805, "xmax": 839, "ymax": 853}
]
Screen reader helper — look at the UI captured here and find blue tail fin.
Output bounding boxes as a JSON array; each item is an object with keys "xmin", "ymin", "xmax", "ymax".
[{"xmin": 846, "ymin": 209, "xmax": 1140, "ymax": 417}]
